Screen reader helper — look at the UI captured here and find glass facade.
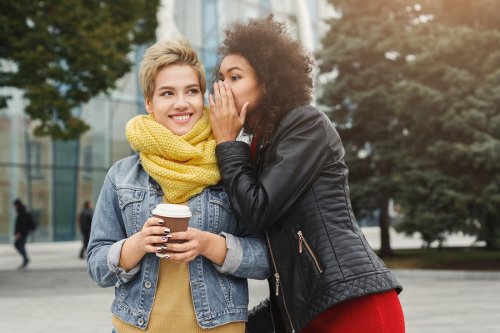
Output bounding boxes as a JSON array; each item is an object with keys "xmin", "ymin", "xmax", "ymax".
[{"xmin": 0, "ymin": 0, "xmax": 330, "ymax": 244}]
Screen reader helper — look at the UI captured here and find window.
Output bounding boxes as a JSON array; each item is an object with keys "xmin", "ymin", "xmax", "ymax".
[
  {"xmin": 83, "ymin": 145, "xmax": 93, "ymax": 179},
  {"xmin": 28, "ymin": 141, "xmax": 43, "ymax": 179}
]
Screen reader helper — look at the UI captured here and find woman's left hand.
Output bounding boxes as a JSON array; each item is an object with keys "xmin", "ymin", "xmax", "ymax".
[
  {"xmin": 163, "ymin": 227, "xmax": 207, "ymax": 263},
  {"xmin": 163, "ymin": 227, "xmax": 227, "ymax": 265}
]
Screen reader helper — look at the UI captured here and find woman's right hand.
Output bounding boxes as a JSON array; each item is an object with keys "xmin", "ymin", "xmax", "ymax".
[
  {"xmin": 133, "ymin": 217, "xmax": 172, "ymax": 254},
  {"xmin": 119, "ymin": 217, "xmax": 171, "ymax": 270},
  {"xmin": 209, "ymin": 81, "xmax": 249, "ymax": 144}
]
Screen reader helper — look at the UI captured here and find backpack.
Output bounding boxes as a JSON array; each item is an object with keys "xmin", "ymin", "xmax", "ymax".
[{"xmin": 27, "ymin": 212, "xmax": 37, "ymax": 232}]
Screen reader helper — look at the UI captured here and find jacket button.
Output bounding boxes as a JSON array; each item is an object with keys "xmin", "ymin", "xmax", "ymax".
[
  {"xmin": 137, "ymin": 318, "xmax": 144, "ymax": 326},
  {"xmin": 144, "ymin": 280, "xmax": 152, "ymax": 288}
]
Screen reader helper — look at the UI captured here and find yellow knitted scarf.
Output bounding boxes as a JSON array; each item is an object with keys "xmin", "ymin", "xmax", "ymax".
[{"xmin": 125, "ymin": 107, "xmax": 220, "ymax": 204}]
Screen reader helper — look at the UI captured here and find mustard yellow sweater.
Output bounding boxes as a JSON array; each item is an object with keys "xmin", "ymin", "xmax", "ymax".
[{"xmin": 112, "ymin": 259, "xmax": 244, "ymax": 332}]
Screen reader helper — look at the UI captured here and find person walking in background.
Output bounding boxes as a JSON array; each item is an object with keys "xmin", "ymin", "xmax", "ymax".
[
  {"xmin": 78, "ymin": 201, "xmax": 94, "ymax": 259},
  {"xmin": 13, "ymin": 198, "xmax": 34, "ymax": 269},
  {"xmin": 87, "ymin": 38, "xmax": 269, "ymax": 332},
  {"xmin": 210, "ymin": 16, "xmax": 405, "ymax": 333}
]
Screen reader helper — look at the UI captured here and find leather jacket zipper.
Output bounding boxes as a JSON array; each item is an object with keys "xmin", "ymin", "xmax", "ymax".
[
  {"xmin": 297, "ymin": 230, "xmax": 323, "ymax": 273},
  {"xmin": 265, "ymin": 232, "xmax": 296, "ymax": 333},
  {"xmin": 269, "ymin": 291, "xmax": 276, "ymax": 332}
]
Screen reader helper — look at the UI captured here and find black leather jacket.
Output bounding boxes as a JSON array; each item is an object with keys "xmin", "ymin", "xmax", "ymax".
[{"xmin": 216, "ymin": 105, "xmax": 402, "ymax": 333}]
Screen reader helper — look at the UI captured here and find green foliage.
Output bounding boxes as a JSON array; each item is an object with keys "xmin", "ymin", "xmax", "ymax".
[
  {"xmin": 320, "ymin": 0, "xmax": 500, "ymax": 249},
  {"xmin": 0, "ymin": 0, "xmax": 159, "ymax": 140},
  {"xmin": 383, "ymin": 247, "xmax": 500, "ymax": 271}
]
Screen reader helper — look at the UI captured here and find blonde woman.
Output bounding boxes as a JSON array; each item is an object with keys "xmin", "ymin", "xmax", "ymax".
[{"xmin": 87, "ymin": 39, "xmax": 270, "ymax": 332}]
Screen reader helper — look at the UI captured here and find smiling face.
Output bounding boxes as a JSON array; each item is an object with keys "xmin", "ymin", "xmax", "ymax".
[
  {"xmin": 145, "ymin": 64, "xmax": 204, "ymax": 136},
  {"xmin": 218, "ymin": 54, "xmax": 264, "ymax": 124}
]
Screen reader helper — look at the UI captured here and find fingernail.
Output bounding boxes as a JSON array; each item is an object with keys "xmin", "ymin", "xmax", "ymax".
[
  {"xmin": 162, "ymin": 254, "xmax": 170, "ymax": 259},
  {"xmin": 161, "ymin": 236, "xmax": 168, "ymax": 242},
  {"xmin": 158, "ymin": 220, "xmax": 164, "ymax": 225},
  {"xmin": 164, "ymin": 228, "xmax": 170, "ymax": 234},
  {"xmin": 156, "ymin": 246, "xmax": 163, "ymax": 253},
  {"xmin": 161, "ymin": 244, "xmax": 168, "ymax": 250}
]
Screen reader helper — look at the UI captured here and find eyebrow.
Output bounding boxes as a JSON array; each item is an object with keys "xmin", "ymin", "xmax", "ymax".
[
  {"xmin": 158, "ymin": 84, "xmax": 200, "ymax": 91},
  {"xmin": 219, "ymin": 66, "xmax": 242, "ymax": 75}
]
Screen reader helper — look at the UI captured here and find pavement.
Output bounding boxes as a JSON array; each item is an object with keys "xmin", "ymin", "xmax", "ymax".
[{"xmin": 1, "ymin": 230, "xmax": 499, "ymax": 333}]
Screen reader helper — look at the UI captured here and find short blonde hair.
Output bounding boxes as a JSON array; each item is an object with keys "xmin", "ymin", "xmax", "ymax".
[{"xmin": 139, "ymin": 38, "xmax": 206, "ymax": 101}]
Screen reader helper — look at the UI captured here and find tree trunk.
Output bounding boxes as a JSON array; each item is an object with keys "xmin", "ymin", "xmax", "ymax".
[
  {"xmin": 484, "ymin": 212, "xmax": 499, "ymax": 250},
  {"xmin": 379, "ymin": 197, "xmax": 393, "ymax": 257}
]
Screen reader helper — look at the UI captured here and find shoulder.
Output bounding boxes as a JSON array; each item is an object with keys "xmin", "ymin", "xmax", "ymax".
[
  {"xmin": 108, "ymin": 154, "xmax": 140, "ymax": 173},
  {"xmin": 282, "ymin": 104, "xmax": 322, "ymax": 123},
  {"xmin": 275, "ymin": 105, "xmax": 333, "ymax": 139},
  {"xmin": 278, "ymin": 105, "xmax": 334, "ymax": 133},
  {"xmin": 276, "ymin": 105, "xmax": 345, "ymax": 156},
  {"xmin": 105, "ymin": 154, "xmax": 145, "ymax": 186}
]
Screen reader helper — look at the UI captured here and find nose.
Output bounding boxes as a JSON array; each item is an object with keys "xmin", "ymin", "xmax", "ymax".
[{"xmin": 173, "ymin": 95, "xmax": 189, "ymax": 110}]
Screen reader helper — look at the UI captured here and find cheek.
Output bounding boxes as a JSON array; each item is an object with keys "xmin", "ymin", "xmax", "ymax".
[
  {"xmin": 233, "ymin": 95, "xmax": 244, "ymax": 109},
  {"xmin": 246, "ymin": 91, "xmax": 261, "ymax": 110},
  {"xmin": 193, "ymin": 100, "xmax": 204, "ymax": 120},
  {"xmin": 228, "ymin": 88, "xmax": 243, "ymax": 108},
  {"xmin": 190, "ymin": 96, "xmax": 204, "ymax": 109}
]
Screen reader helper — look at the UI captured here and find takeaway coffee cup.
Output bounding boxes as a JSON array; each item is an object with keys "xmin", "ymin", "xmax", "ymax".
[
  {"xmin": 152, "ymin": 204, "xmax": 191, "ymax": 257},
  {"xmin": 152, "ymin": 203, "xmax": 191, "ymax": 232}
]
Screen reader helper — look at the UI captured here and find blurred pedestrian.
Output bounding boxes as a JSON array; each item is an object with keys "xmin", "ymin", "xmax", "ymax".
[
  {"xmin": 78, "ymin": 201, "xmax": 94, "ymax": 259},
  {"xmin": 13, "ymin": 198, "xmax": 34, "ymax": 269}
]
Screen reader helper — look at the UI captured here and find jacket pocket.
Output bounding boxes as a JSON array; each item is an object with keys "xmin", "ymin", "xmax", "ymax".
[
  {"xmin": 296, "ymin": 230, "xmax": 324, "ymax": 274},
  {"xmin": 117, "ymin": 188, "xmax": 146, "ymax": 209},
  {"xmin": 208, "ymin": 190, "xmax": 235, "ymax": 234},
  {"xmin": 117, "ymin": 188, "xmax": 146, "ymax": 233}
]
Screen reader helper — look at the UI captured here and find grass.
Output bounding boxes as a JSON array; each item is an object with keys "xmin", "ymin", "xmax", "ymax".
[{"xmin": 379, "ymin": 247, "xmax": 500, "ymax": 271}]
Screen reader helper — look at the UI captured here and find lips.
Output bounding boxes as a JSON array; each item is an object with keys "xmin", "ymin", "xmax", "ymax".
[{"xmin": 170, "ymin": 113, "xmax": 192, "ymax": 124}]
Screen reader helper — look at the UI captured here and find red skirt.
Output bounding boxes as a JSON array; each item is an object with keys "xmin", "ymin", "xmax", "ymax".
[{"xmin": 300, "ymin": 290, "xmax": 405, "ymax": 333}]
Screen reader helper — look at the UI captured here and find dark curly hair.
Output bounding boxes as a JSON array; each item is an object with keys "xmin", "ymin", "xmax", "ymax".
[{"xmin": 216, "ymin": 15, "xmax": 314, "ymax": 140}]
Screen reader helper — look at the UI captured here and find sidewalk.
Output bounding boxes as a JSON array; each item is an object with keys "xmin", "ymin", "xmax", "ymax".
[
  {"xmin": 0, "ymin": 227, "xmax": 481, "ymax": 272},
  {"xmin": 0, "ymin": 241, "xmax": 87, "ymax": 272},
  {"xmin": 1, "ymin": 237, "xmax": 499, "ymax": 333}
]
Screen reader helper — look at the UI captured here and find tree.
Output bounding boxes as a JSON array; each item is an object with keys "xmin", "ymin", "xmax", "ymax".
[
  {"xmin": 0, "ymin": 0, "xmax": 159, "ymax": 140},
  {"xmin": 393, "ymin": 1, "xmax": 500, "ymax": 249},
  {"xmin": 318, "ymin": 0, "xmax": 417, "ymax": 256},
  {"xmin": 319, "ymin": 0, "xmax": 500, "ymax": 250}
]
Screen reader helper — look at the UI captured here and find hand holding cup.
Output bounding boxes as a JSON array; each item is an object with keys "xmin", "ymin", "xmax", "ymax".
[{"xmin": 152, "ymin": 204, "xmax": 191, "ymax": 258}]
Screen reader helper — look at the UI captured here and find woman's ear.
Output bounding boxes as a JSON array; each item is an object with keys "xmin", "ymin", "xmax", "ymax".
[{"xmin": 145, "ymin": 98, "xmax": 153, "ymax": 114}]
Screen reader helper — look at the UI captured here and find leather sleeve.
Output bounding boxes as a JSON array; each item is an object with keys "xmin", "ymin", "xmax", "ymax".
[{"xmin": 216, "ymin": 106, "xmax": 337, "ymax": 233}]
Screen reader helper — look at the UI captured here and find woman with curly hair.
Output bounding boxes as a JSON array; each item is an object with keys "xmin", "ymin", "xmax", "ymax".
[{"xmin": 209, "ymin": 16, "xmax": 405, "ymax": 333}]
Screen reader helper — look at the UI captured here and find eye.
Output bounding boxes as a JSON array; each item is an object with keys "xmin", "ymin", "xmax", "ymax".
[
  {"xmin": 160, "ymin": 90, "xmax": 174, "ymax": 96},
  {"xmin": 187, "ymin": 88, "xmax": 200, "ymax": 95},
  {"xmin": 231, "ymin": 75, "xmax": 240, "ymax": 81}
]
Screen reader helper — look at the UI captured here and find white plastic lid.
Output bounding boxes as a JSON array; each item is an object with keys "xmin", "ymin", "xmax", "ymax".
[{"xmin": 152, "ymin": 203, "xmax": 191, "ymax": 218}]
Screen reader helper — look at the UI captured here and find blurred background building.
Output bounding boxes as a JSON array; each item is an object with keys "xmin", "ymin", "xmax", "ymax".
[{"xmin": 0, "ymin": 0, "xmax": 333, "ymax": 243}]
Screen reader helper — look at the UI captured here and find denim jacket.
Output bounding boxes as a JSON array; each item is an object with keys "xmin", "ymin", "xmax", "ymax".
[{"xmin": 87, "ymin": 154, "xmax": 270, "ymax": 329}]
